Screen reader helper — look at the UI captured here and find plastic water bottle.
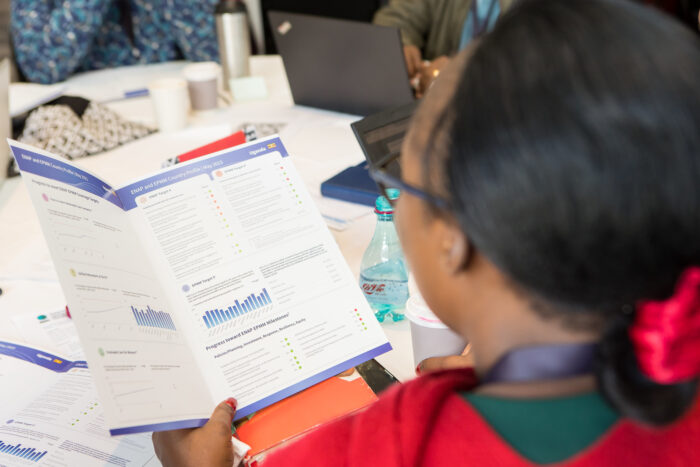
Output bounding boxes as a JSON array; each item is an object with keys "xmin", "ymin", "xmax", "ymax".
[{"xmin": 359, "ymin": 191, "xmax": 409, "ymax": 323}]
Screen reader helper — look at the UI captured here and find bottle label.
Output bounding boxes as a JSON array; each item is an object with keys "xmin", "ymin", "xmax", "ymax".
[{"xmin": 359, "ymin": 275, "xmax": 409, "ymax": 306}]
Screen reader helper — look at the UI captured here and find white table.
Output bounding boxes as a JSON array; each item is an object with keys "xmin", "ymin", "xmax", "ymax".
[{"xmin": 0, "ymin": 56, "xmax": 415, "ymax": 386}]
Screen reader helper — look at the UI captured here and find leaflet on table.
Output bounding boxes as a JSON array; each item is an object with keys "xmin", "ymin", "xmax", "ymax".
[
  {"xmin": 8, "ymin": 136, "xmax": 391, "ymax": 436},
  {"xmin": 12, "ymin": 309, "xmax": 86, "ymax": 360},
  {"xmin": 0, "ymin": 340, "xmax": 155, "ymax": 466}
]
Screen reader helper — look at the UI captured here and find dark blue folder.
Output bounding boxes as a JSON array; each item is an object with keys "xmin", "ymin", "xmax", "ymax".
[{"xmin": 320, "ymin": 162, "xmax": 380, "ymax": 207}]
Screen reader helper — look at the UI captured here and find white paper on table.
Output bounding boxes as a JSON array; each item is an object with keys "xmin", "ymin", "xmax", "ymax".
[
  {"xmin": 11, "ymin": 309, "xmax": 84, "ymax": 360},
  {"xmin": 9, "ymin": 83, "xmax": 66, "ymax": 117},
  {"xmin": 0, "ymin": 337, "xmax": 156, "ymax": 466},
  {"xmin": 312, "ymin": 194, "xmax": 373, "ymax": 231}
]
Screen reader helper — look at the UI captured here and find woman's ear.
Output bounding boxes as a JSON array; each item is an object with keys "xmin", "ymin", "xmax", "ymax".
[{"xmin": 439, "ymin": 220, "xmax": 471, "ymax": 274}]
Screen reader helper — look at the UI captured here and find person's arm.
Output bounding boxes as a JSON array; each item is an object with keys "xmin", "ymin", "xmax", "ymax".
[
  {"xmin": 11, "ymin": 0, "xmax": 111, "ymax": 84},
  {"xmin": 373, "ymin": 0, "xmax": 433, "ymax": 50},
  {"xmin": 374, "ymin": 0, "xmax": 433, "ymax": 77},
  {"xmin": 168, "ymin": 0, "xmax": 220, "ymax": 62}
]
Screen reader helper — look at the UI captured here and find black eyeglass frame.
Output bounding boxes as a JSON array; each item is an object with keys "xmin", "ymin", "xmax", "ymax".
[{"xmin": 368, "ymin": 160, "xmax": 451, "ymax": 210}]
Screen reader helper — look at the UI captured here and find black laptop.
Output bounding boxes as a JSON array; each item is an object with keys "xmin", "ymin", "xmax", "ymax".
[{"xmin": 268, "ymin": 11, "xmax": 415, "ymax": 116}]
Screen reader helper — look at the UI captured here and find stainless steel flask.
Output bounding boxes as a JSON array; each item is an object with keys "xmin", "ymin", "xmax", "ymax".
[{"xmin": 215, "ymin": 0, "xmax": 251, "ymax": 90}]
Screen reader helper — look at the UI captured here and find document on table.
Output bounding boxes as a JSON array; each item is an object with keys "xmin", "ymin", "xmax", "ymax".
[
  {"xmin": 12, "ymin": 309, "xmax": 85, "ymax": 360},
  {"xmin": 0, "ymin": 338, "xmax": 154, "ymax": 466},
  {"xmin": 8, "ymin": 136, "xmax": 391, "ymax": 435}
]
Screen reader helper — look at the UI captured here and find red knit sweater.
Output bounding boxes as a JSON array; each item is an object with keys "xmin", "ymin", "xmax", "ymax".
[{"xmin": 264, "ymin": 368, "xmax": 700, "ymax": 466}]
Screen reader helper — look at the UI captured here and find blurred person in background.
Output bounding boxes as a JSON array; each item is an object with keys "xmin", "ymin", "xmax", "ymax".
[
  {"xmin": 374, "ymin": 0, "xmax": 514, "ymax": 96},
  {"xmin": 12, "ymin": 0, "xmax": 220, "ymax": 84}
]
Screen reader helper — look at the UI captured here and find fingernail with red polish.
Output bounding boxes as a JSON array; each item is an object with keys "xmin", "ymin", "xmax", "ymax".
[
  {"xmin": 415, "ymin": 365, "xmax": 421, "ymax": 375},
  {"xmin": 250, "ymin": 461, "xmax": 258, "ymax": 467},
  {"xmin": 225, "ymin": 397, "xmax": 237, "ymax": 411}
]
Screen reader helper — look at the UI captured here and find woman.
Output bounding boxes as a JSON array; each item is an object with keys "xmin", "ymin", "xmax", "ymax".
[
  {"xmin": 12, "ymin": 0, "xmax": 219, "ymax": 84},
  {"xmin": 153, "ymin": 0, "xmax": 700, "ymax": 464}
]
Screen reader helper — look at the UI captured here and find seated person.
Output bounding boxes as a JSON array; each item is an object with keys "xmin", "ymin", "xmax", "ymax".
[
  {"xmin": 153, "ymin": 0, "xmax": 700, "ymax": 464},
  {"xmin": 12, "ymin": 0, "xmax": 219, "ymax": 84},
  {"xmin": 374, "ymin": 0, "xmax": 514, "ymax": 95}
]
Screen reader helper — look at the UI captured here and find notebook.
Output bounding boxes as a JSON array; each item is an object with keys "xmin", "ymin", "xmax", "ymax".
[{"xmin": 320, "ymin": 162, "xmax": 381, "ymax": 207}]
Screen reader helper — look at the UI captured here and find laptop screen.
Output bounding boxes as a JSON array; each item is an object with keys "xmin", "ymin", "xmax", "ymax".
[{"xmin": 351, "ymin": 102, "xmax": 417, "ymax": 178}]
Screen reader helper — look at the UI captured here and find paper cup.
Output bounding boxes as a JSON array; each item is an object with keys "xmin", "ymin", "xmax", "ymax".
[
  {"xmin": 149, "ymin": 78, "xmax": 189, "ymax": 132},
  {"xmin": 183, "ymin": 62, "xmax": 220, "ymax": 111},
  {"xmin": 405, "ymin": 294, "xmax": 467, "ymax": 367}
]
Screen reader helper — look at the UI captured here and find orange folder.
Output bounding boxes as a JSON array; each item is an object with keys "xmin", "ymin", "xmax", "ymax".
[{"xmin": 237, "ymin": 372, "xmax": 378, "ymax": 461}]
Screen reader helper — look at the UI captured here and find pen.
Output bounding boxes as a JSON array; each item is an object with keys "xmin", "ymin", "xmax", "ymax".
[{"xmin": 99, "ymin": 88, "xmax": 150, "ymax": 103}]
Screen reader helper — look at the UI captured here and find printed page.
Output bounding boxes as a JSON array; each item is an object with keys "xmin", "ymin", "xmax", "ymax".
[
  {"xmin": 9, "ymin": 142, "xmax": 214, "ymax": 435},
  {"xmin": 117, "ymin": 136, "xmax": 391, "ymax": 419},
  {"xmin": 0, "ymin": 341, "xmax": 155, "ymax": 466},
  {"xmin": 12, "ymin": 308, "xmax": 85, "ymax": 360}
]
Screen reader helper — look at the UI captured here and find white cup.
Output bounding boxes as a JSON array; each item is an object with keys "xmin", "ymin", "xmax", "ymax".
[
  {"xmin": 405, "ymin": 294, "xmax": 467, "ymax": 367},
  {"xmin": 183, "ymin": 62, "xmax": 220, "ymax": 111},
  {"xmin": 148, "ymin": 78, "xmax": 189, "ymax": 132}
]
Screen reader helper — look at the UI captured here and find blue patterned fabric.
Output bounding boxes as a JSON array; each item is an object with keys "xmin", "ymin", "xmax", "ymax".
[{"xmin": 12, "ymin": 0, "xmax": 220, "ymax": 84}]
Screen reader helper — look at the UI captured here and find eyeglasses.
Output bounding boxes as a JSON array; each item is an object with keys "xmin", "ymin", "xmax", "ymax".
[{"xmin": 367, "ymin": 154, "xmax": 450, "ymax": 210}]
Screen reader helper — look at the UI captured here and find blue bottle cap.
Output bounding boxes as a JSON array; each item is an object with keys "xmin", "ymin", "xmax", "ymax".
[{"xmin": 375, "ymin": 189, "xmax": 399, "ymax": 214}]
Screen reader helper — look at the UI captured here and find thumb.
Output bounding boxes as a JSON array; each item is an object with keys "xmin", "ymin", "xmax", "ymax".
[{"xmin": 204, "ymin": 398, "xmax": 237, "ymax": 437}]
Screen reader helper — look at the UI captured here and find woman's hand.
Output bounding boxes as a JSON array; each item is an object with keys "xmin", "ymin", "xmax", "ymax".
[
  {"xmin": 152, "ymin": 398, "xmax": 237, "ymax": 467},
  {"xmin": 418, "ymin": 344, "xmax": 473, "ymax": 374}
]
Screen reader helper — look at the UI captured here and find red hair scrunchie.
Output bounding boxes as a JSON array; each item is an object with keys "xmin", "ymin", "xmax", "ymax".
[{"xmin": 631, "ymin": 267, "xmax": 700, "ymax": 384}]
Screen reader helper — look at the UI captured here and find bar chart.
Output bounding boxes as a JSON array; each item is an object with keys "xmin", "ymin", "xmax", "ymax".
[
  {"xmin": 202, "ymin": 288, "xmax": 272, "ymax": 329},
  {"xmin": 131, "ymin": 305, "xmax": 177, "ymax": 331},
  {"xmin": 0, "ymin": 440, "xmax": 47, "ymax": 462}
]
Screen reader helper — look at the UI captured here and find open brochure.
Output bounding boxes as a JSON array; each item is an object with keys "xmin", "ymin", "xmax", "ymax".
[{"xmin": 8, "ymin": 136, "xmax": 391, "ymax": 435}]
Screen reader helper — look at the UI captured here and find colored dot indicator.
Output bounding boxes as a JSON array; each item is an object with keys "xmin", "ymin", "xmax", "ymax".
[{"xmin": 37, "ymin": 315, "xmax": 47, "ymax": 321}]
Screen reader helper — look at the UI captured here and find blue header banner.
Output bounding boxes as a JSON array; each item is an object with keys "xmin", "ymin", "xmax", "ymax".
[
  {"xmin": 0, "ymin": 341, "xmax": 88, "ymax": 373},
  {"xmin": 9, "ymin": 144, "xmax": 123, "ymax": 208},
  {"xmin": 116, "ymin": 137, "xmax": 289, "ymax": 211}
]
